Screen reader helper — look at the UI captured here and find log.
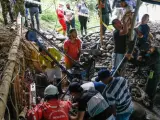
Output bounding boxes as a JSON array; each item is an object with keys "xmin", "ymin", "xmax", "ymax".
[{"xmin": 0, "ymin": 25, "xmax": 21, "ymax": 119}]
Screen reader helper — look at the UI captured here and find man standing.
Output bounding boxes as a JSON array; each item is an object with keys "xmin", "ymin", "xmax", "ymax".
[
  {"xmin": 25, "ymin": 0, "xmax": 41, "ymax": 30},
  {"xmin": 65, "ymin": 3, "xmax": 75, "ymax": 36},
  {"xmin": 0, "ymin": 0, "xmax": 14, "ymax": 25},
  {"xmin": 98, "ymin": 0, "xmax": 112, "ymax": 37},
  {"xmin": 111, "ymin": 19, "xmax": 129, "ymax": 70},
  {"xmin": 96, "ymin": 69, "xmax": 133, "ymax": 120}
]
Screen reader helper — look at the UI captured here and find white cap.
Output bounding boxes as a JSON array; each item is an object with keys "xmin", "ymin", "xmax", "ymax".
[{"xmin": 44, "ymin": 85, "xmax": 59, "ymax": 97}]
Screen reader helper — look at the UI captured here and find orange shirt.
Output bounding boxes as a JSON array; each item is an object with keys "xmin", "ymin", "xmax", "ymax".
[{"xmin": 64, "ymin": 39, "xmax": 82, "ymax": 68}]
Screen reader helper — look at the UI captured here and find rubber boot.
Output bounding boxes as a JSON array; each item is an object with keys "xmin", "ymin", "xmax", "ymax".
[
  {"xmin": 57, "ymin": 27, "xmax": 63, "ymax": 32},
  {"xmin": 63, "ymin": 30, "xmax": 66, "ymax": 36},
  {"xmin": 85, "ymin": 29, "xmax": 87, "ymax": 36},
  {"xmin": 81, "ymin": 30, "xmax": 83, "ymax": 36},
  {"xmin": 2, "ymin": 14, "xmax": 8, "ymax": 25}
]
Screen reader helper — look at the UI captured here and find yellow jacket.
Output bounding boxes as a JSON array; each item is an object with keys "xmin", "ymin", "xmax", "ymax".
[{"xmin": 39, "ymin": 47, "xmax": 62, "ymax": 69}]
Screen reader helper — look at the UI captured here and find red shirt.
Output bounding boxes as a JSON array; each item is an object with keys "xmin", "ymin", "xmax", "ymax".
[
  {"xmin": 27, "ymin": 100, "xmax": 71, "ymax": 120},
  {"xmin": 56, "ymin": 8, "xmax": 64, "ymax": 19},
  {"xmin": 64, "ymin": 39, "xmax": 81, "ymax": 67}
]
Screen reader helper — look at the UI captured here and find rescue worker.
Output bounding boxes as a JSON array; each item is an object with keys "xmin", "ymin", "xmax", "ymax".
[
  {"xmin": 27, "ymin": 85, "xmax": 72, "ymax": 120},
  {"xmin": 96, "ymin": 69, "xmax": 133, "ymax": 120},
  {"xmin": 64, "ymin": 29, "xmax": 82, "ymax": 69},
  {"xmin": 39, "ymin": 47, "xmax": 63, "ymax": 94},
  {"xmin": 69, "ymin": 82, "xmax": 115, "ymax": 120},
  {"xmin": 111, "ymin": 19, "xmax": 130, "ymax": 70},
  {"xmin": 0, "ymin": 0, "xmax": 14, "ymax": 25},
  {"xmin": 56, "ymin": 3, "xmax": 67, "ymax": 36}
]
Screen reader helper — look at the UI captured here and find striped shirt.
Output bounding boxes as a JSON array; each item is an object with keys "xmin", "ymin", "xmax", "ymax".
[{"xmin": 105, "ymin": 77, "xmax": 132, "ymax": 114}]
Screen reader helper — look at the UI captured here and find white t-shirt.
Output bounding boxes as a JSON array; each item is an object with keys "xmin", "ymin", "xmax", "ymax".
[{"xmin": 81, "ymin": 82, "xmax": 95, "ymax": 91}]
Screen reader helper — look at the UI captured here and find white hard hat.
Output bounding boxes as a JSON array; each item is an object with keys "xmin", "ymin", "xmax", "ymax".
[{"xmin": 44, "ymin": 85, "xmax": 59, "ymax": 97}]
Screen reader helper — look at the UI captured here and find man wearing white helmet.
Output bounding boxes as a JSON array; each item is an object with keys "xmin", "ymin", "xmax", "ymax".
[{"xmin": 27, "ymin": 85, "xmax": 72, "ymax": 120}]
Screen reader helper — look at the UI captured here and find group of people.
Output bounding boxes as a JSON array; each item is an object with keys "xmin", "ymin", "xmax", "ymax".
[
  {"xmin": 27, "ymin": 69, "xmax": 133, "ymax": 120},
  {"xmin": 56, "ymin": 1, "xmax": 89, "ymax": 37},
  {"xmin": 111, "ymin": 13, "xmax": 154, "ymax": 71},
  {"xmin": 24, "ymin": 0, "xmax": 156, "ymax": 120}
]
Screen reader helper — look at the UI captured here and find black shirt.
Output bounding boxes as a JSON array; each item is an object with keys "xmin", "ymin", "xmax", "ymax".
[
  {"xmin": 113, "ymin": 30, "xmax": 127, "ymax": 54},
  {"xmin": 78, "ymin": 90, "xmax": 109, "ymax": 117}
]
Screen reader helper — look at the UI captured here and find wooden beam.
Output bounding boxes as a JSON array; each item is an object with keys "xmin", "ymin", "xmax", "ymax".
[
  {"xmin": 129, "ymin": 0, "xmax": 142, "ymax": 41},
  {"xmin": 0, "ymin": 25, "xmax": 21, "ymax": 119},
  {"xmin": 99, "ymin": 0, "xmax": 103, "ymax": 46}
]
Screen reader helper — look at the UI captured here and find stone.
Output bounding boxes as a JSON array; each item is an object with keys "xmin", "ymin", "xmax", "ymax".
[
  {"xmin": 156, "ymin": 34, "xmax": 160, "ymax": 40},
  {"xmin": 106, "ymin": 44, "xmax": 113, "ymax": 50}
]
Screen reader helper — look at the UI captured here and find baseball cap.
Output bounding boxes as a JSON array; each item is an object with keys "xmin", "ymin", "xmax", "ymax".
[
  {"xmin": 44, "ymin": 85, "xmax": 59, "ymax": 97},
  {"xmin": 95, "ymin": 69, "xmax": 111, "ymax": 82},
  {"xmin": 69, "ymin": 82, "xmax": 83, "ymax": 93}
]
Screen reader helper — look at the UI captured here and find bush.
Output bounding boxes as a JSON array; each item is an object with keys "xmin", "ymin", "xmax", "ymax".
[{"xmin": 41, "ymin": 10, "xmax": 57, "ymax": 22}]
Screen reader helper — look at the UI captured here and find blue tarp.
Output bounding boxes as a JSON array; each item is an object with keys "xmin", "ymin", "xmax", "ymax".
[{"xmin": 141, "ymin": 0, "xmax": 160, "ymax": 5}]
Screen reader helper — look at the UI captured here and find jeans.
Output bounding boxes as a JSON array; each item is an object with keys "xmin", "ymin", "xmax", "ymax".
[
  {"xmin": 112, "ymin": 53, "xmax": 124, "ymax": 70},
  {"xmin": 29, "ymin": 7, "xmax": 40, "ymax": 30},
  {"xmin": 102, "ymin": 13, "xmax": 110, "ymax": 35},
  {"xmin": 116, "ymin": 106, "xmax": 133, "ymax": 120},
  {"xmin": 66, "ymin": 18, "xmax": 75, "ymax": 36}
]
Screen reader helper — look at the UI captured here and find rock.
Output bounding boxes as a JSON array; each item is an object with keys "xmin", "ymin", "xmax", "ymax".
[
  {"xmin": 106, "ymin": 53, "xmax": 111, "ymax": 57},
  {"xmin": 46, "ymin": 35, "xmax": 53, "ymax": 39},
  {"xmin": 58, "ymin": 43, "xmax": 63, "ymax": 48},
  {"xmin": 156, "ymin": 34, "xmax": 160, "ymax": 40},
  {"xmin": 106, "ymin": 44, "xmax": 113, "ymax": 50}
]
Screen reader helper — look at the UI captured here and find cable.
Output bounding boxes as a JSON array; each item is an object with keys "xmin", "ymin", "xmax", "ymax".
[
  {"xmin": 11, "ymin": 62, "xmax": 21, "ymax": 83},
  {"xmin": 0, "ymin": 96, "xmax": 11, "ymax": 120}
]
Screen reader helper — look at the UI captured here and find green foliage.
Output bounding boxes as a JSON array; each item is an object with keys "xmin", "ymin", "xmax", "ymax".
[{"xmin": 41, "ymin": 10, "xmax": 57, "ymax": 22}]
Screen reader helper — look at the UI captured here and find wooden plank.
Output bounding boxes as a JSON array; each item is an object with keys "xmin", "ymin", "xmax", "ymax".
[{"xmin": 0, "ymin": 25, "xmax": 21, "ymax": 119}]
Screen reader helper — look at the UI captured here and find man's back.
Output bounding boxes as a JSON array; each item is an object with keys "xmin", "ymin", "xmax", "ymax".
[
  {"xmin": 78, "ymin": 90, "xmax": 110, "ymax": 118},
  {"xmin": 105, "ymin": 77, "xmax": 132, "ymax": 114},
  {"xmin": 27, "ymin": 99, "xmax": 71, "ymax": 120}
]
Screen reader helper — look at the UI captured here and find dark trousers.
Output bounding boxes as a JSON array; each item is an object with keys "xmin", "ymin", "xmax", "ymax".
[
  {"xmin": 29, "ymin": 7, "xmax": 40, "ymax": 30},
  {"xmin": 66, "ymin": 18, "xmax": 75, "ymax": 36},
  {"xmin": 79, "ymin": 16, "xmax": 88, "ymax": 34},
  {"xmin": 0, "ymin": 0, "xmax": 14, "ymax": 24},
  {"xmin": 102, "ymin": 13, "xmax": 110, "ymax": 35}
]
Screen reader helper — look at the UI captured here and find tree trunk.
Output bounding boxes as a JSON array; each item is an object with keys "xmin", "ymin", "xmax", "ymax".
[{"xmin": 0, "ymin": 24, "xmax": 21, "ymax": 119}]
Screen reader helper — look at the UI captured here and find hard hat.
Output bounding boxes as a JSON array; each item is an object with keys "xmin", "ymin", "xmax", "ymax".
[
  {"xmin": 44, "ymin": 85, "xmax": 59, "ymax": 97},
  {"xmin": 59, "ymin": 2, "xmax": 64, "ymax": 6}
]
